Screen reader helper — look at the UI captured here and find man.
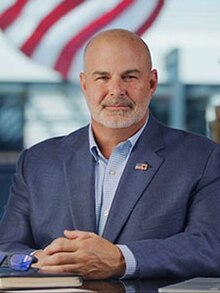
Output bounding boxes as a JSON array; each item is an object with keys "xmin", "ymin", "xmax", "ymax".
[{"xmin": 0, "ymin": 29, "xmax": 220, "ymax": 280}]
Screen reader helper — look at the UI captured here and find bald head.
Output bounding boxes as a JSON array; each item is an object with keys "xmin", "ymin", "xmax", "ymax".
[{"xmin": 83, "ymin": 29, "xmax": 152, "ymax": 71}]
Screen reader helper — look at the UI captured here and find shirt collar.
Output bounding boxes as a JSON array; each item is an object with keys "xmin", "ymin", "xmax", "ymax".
[{"xmin": 89, "ymin": 118, "xmax": 148, "ymax": 161}]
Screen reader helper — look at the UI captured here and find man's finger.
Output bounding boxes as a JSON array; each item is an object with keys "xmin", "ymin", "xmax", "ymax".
[{"xmin": 64, "ymin": 230, "xmax": 93, "ymax": 240}]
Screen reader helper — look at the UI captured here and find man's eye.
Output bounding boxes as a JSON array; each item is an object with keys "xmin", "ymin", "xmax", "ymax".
[{"xmin": 123, "ymin": 75, "xmax": 137, "ymax": 80}]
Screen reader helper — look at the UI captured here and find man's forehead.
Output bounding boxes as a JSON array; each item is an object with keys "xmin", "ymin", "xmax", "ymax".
[{"xmin": 86, "ymin": 33, "xmax": 143, "ymax": 54}]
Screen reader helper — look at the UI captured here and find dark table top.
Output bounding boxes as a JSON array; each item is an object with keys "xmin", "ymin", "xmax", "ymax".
[{"xmin": 81, "ymin": 278, "xmax": 183, "ymax": 292}]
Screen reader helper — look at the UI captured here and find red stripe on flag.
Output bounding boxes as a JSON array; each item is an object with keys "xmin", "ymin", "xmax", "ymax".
[
  {"xmin": 136, "ymin": 0, "xmax": 165, "ymax": 35},
  {"xmin": 0, "ymin": 0, "xmax": 28, "ymax": 30},
  {"xmin": 20, "ymin": 0, "xmax": 85, "ymax": 56},
  {"xmin": 54, "ymin": 0, "xmax": 135, "ymax": 78}
]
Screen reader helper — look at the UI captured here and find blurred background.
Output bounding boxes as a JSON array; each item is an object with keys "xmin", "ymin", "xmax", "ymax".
[{"xmin": 0, "ymin": 0, "xmax": 220, "ymax": 217}]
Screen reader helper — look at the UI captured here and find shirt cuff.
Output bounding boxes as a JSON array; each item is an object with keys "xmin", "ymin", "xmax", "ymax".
[{"xmin": 117, "ymin": 244, "xmax": 137, "ymax": 278}]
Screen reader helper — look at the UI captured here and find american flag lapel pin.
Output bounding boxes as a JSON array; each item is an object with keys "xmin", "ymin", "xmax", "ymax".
[{"xmin": 135, "ymin": 163, "xmax": 149, "ymax": 171}]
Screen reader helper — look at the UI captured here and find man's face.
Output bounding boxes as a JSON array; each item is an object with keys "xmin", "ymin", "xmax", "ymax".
[{"xmin": 80, "ymin": 36, "xmax": 158, "ymax": 129}]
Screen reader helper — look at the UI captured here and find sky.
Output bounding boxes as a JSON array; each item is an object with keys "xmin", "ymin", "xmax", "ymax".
[{"xmin": 0, "ymin": 0, "xmax": 219, "ymax": 84}]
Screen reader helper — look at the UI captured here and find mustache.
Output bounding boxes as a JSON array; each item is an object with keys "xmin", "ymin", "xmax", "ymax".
[{"xmin": 101, "ymin": 97, "xmax": 134, "ymax": 108}]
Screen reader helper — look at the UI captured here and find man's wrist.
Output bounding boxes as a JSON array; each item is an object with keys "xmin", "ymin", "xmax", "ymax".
[
  {"xmin": 113, "ymin": 245, "xmax": 126, "ymax": 277},
  {"xmin": 117, "ymin": 245, "xmax": 137, "ymax": 278}
]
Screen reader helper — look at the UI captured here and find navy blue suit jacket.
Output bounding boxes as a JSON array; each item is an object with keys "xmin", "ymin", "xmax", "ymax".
[{"xmin": 1, "ymin": 114, "xmax": 220, "ymax": 278}]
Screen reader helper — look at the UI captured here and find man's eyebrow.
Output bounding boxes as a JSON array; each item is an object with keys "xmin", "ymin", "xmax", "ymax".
[
  {"xmin": 92, "ymin": 71, "xmax": 109, "ymax": 76},
  {"xmin": 92, "ymin": 69, "xmax": 141, "ymax": 76}
]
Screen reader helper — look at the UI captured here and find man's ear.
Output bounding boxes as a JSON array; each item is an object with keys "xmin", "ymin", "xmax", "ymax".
[
  {"xmin": 149, "ymin": 69, "xmax": 158, "ymax": 96},
  {"xmin": 80, "ymin": 72, "xmax": 86, "ymax": 94}
]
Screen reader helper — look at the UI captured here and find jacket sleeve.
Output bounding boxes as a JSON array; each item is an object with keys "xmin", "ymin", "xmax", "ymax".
[
  {"xmin": 0, "ymin": 150, "xmax": 36, "ymax": 254},
  {"xmin": 127, "ymin": 145, "xmax": 220, "ymax": 278}
]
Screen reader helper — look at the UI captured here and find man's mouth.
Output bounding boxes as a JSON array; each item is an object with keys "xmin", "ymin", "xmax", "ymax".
[
  {"xmin": 102, "ymin": 98, "xmax": 133, "ymax": 109},
  {"xmin": 105, "ymin": 104, "xmax": 130, "ymax": 108}
]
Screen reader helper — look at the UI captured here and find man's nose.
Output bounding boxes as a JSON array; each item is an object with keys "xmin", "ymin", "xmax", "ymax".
[{"xmin": 108, "ymin": 78, "xmax": 125, "ymax": 97}]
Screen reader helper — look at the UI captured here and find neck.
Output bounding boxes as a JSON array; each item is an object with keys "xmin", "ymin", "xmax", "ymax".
[{"xmin": 91, "ymin": 116, "xmax": 147, "ymax": 159}]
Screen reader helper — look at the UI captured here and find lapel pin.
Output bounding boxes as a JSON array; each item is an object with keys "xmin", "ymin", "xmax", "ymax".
[{"xmin": 135, "ymin": 163, "xmax": 149, "ymax": 171}]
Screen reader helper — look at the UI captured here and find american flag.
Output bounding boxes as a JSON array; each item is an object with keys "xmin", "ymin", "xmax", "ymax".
[{"xmin": 0, "ymin": 0, "xmax": 165, "ymax": 82}]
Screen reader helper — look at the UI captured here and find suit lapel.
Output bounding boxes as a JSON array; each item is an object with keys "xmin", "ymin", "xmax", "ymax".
[
  {"xmin": 59, "ymin": 127, "xmax": 96, "ymax": 233},
  {"xmin": 102, "ymin": 115, "xmax": 165, "ymax": 242}
]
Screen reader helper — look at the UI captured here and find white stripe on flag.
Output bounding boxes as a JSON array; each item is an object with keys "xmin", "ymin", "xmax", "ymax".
[{"xmin": 5, "ymin": 0, "xmax": 64, "ymax": 47}]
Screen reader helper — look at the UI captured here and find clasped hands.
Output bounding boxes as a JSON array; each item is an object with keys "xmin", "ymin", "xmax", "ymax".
[{"xmin": 32, "ymin": 230, "xmax": 126, "ymax": 280}]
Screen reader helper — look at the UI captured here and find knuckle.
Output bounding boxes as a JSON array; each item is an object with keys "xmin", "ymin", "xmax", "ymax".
[{"xmin": 53, "ymin": 238, "xmax": 66, "ymax": 250}]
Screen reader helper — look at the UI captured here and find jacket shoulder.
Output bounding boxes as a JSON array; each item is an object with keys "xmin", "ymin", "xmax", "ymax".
[{"xmin": 22, "ymin": 125, "xmax": 89, "ymax": 161}]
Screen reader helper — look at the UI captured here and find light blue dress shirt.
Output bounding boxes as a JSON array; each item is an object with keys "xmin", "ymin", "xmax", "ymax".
[{"xmin": 89, "ymin": 120, "xmax": 147, "ymax": 278}]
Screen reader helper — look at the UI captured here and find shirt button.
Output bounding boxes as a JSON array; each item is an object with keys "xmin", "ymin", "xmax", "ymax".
[
  {"xmin": 109, "ymin": 170, "xmax": 116, "ymax": 176},
  {"xmin": 104, "ymin": 210, "xmax": 109, "ymax": 217}
]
